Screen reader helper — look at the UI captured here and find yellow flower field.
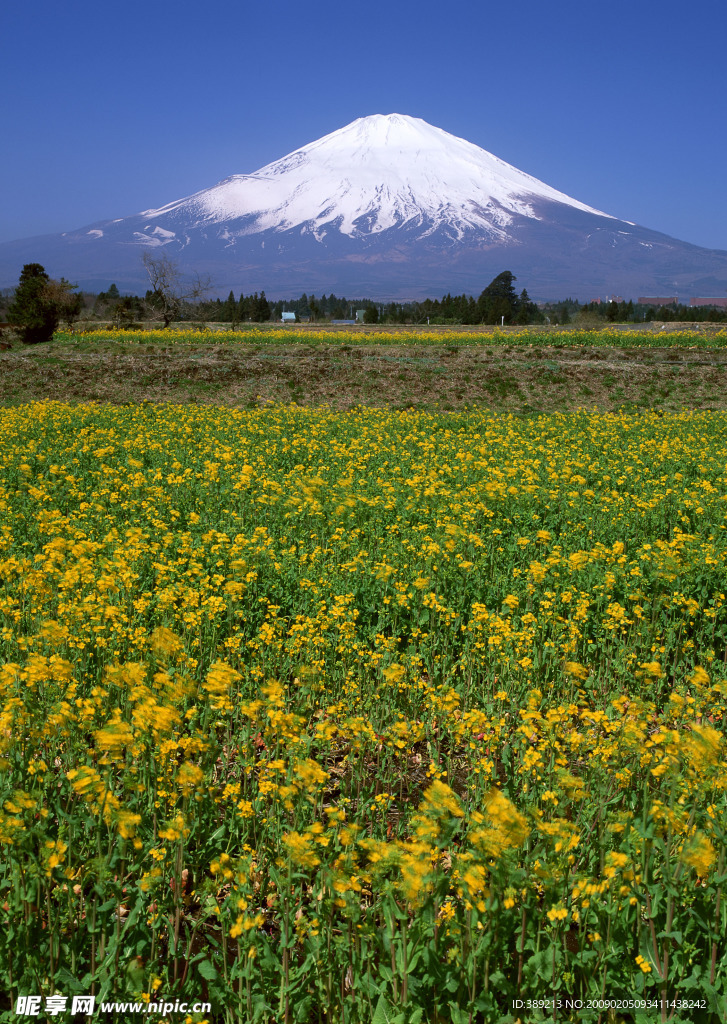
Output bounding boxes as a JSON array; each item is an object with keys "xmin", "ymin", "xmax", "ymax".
[
  {"xmin": 1, "ymin": 401, "xmax": 726, "ymax": 1022},
  {"xmin": 57, "ymin": 326, "xmax": 727, "ymax": 349}
]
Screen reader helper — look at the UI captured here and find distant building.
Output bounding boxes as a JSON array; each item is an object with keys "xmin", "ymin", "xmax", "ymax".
[
  {"xmin": 607, "ymin": 295, "xmax": 624, "ymax": 304},
  {"xmin": 688, "ymin": 297, "xmax": 727, "ymax": 308},
  {"xmin": 638, "ymin": 296, "xmax": 678, "ymax": 306},
  {"xmin": 281, "ymin": 311, "xmax": 296, "ymax": 323}
]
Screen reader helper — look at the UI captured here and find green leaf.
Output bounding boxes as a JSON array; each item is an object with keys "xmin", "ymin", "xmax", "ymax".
[
  {"xmin": 387, "ymin": 900, "xmax": 408, "ymax": 921},
  {"xmin": 371, "ymin": 994, "xmax": 396, "ymax": 1024},
  {"xmin": 447, "ymin": 1002, "xmax": 470, "ymax": 1024},
  {"xmin": 197, "ymin": 958, "xmax": 218, "ymax": 981},
  {"xmin": 523, "ymin": 947, "xmax": 561, "ymax": 983},
  {"xmin": 689, "ymin": 903, "xmax": 713, "ymax": 933},
  {"xmin": 55, "ymin": 966, "xmax": 84, "ymax": 993},
  {"xmin": 646, "ymin": 882, "xmax": 666, "ymax": 915},
  {"xmin": 94, "ymin": 973, "xmax": 114, "ymax": 1004},
  {"xmin": 675, "ymin": 965, "xmax": 705, "ymax": 992},
  {"xmin": 407, "ymin": 947, "xmax": 422, "ymax": 973},
  {"xmin": 576, "ymin": 949, "xmax": 599, "ymax": 963},
  {"xmin": 125, "ymin": 957, "xmax": 146, "ymax": 993},
  {"xmin": 703, "ymin": 982, "xmax": 726, "ymax": 1016}
]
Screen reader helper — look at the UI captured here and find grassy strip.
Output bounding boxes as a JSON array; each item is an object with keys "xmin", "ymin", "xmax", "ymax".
[
  {"xmin": 53, "ymin": 327, "xmax": 727, "ymax": 349},
  {"xmin": 3, "ymin": 340, "xmax": 726, "ymax": 414}
]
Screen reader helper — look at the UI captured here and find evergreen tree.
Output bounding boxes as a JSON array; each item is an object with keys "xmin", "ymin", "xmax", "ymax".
[
  {"xmin": 222, "ymin": 290, "xmax": 237, "ymax": 323},
  {"xmin": 515, "ymin": 288, "xmax": 541, "ymax": 325},
  {"xmin": 94, "ymin": 283, "xmax": 123, "ymax": 319},
  {"xmin": 476, "ymin": 271, "xmax": 519, "ymax": 324},
  {"xmin": 257, "ymin": 291, "xmax": 271, "ymax": 322},
  {"xmin": 8, "ymin": 264, "xmax": 63, "ymax": 344}
]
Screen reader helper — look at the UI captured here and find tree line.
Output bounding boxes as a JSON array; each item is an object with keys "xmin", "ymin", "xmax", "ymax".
[
  {"xmin": 194, "ymin": 271, "xmax": 542, "ymax": 325},
  {"xmin": 576, "ymin": 299, "xmax": 727, "ymax": 324},
  {"xmin": 2, "ymin": 264, "xmax": 545, "ymax": 337},
  {"xmin": 3, "ymin": 257, "xmax": 727, "ymax": 344}
]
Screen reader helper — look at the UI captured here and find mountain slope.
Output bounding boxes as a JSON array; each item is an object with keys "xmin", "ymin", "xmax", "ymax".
[{"xmin": 1, "ymin": 114, "xmax": 726, "ymax": 300}]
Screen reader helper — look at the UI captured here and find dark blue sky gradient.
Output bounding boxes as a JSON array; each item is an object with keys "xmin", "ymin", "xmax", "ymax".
[{"xmin": 2, "ymin": 0, "xmax": 725, "ymax": 250}]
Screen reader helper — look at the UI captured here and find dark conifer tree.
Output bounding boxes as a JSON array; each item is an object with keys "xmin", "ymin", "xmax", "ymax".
[
  {"xmin": 223, "ymin": 290, "xmax": 237, "ymax": 322},
  {"xmin": 8, "ymin": 264, "xmax": 59, "ymax": 344},
  {"xmin": 257, "ymin": 291, "xmax": 271, "ymax": 322},
  {"xmin": 476, "ymin": 271, "xmax": 519, "ymax": 324}
]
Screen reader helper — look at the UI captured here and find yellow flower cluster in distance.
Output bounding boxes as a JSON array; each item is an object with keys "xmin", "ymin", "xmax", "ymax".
[{"xmin": 55, "ymin": 325, "xmax": 727, "ymax": 349}]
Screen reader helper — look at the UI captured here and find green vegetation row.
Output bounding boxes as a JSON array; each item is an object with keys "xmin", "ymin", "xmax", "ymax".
[{"xmin": 53, "ymin": 326, "xmax": 727, "ymax": 349}]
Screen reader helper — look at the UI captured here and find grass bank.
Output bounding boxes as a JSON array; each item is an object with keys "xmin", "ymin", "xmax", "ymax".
[{"xmin": 1, "ymin": 334, "xmax": 727, "ymax": 414}]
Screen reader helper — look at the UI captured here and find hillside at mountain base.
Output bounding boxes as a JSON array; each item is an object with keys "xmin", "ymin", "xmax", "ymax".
[{"xmin": 1, "ymin": 114, "xmax": 726, "ymax": 301}]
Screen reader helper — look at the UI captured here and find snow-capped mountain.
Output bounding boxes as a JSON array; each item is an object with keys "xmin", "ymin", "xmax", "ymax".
[
  {"xmin": 2, "ymin": 113, "xmax": 727, "ymax": 300},
  {"xmin": 140, "ymin": 114, "xmax": 614, "ymax": 244}
]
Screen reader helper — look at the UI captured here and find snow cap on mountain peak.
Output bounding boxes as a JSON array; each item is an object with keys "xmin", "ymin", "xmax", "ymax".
[{"xmin": 143, "ymin": 112, "xmax": 614, "ymax": 239}]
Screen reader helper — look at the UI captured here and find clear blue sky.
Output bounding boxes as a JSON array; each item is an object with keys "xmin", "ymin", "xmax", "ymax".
[{"xmin": 2, "ymin": 0, "xmax": 725, "ymax": 250}]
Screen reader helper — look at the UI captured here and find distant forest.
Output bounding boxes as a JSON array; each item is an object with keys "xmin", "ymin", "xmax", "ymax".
[{"xmin": 3, "ymin": 267, "xmax": 727, "ymax": 327}]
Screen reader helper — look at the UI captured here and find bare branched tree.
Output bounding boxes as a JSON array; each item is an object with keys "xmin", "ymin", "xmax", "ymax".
[
  {"xmin": 141, "ymin": 252, "xmax": 212, "ymax": 327},
  {"xmin": 43, "ymin": 278, "xmax": 84, "ymax": 330}
]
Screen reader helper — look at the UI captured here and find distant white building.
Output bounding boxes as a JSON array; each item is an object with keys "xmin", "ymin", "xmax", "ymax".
[{"xmin": 281, "ymin": 312, "xmax": 296, "ymax": 323}]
